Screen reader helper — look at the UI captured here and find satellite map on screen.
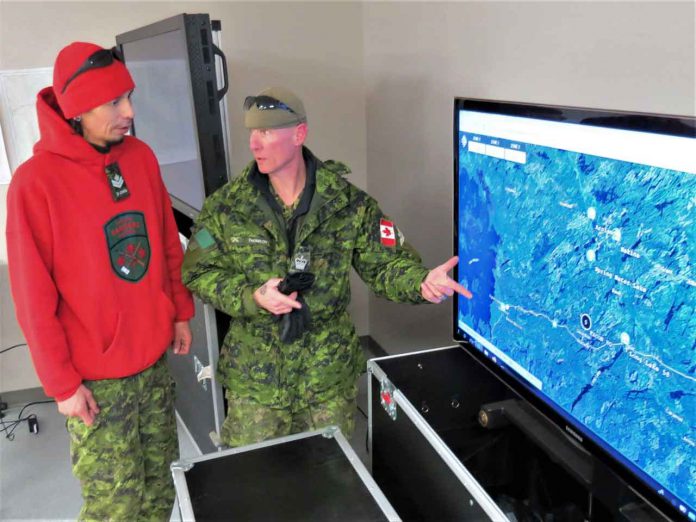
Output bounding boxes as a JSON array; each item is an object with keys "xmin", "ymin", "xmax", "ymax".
[{"xmin": 456, "ymin": 130, "xmax": 695, "ymax": 512}]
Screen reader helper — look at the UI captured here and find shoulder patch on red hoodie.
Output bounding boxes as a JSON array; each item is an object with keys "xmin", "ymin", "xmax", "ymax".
[{"xmin": 104, "ymin": 212, "xmax": 150, "ymax": 282}]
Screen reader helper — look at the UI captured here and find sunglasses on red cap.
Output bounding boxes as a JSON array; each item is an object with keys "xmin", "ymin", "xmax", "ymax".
[
  {"xmin": 243, "ymin": 95, "xmax": 298, "ymax": 115},
  {"xmin": 61, "ymin": 47, "xmax": 124, "ymax": 94}
]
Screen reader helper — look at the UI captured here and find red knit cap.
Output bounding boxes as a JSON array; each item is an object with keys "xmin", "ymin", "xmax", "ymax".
[{"xmin": 53, "ymin": 42, "xmax": 135, "ymax": 119}]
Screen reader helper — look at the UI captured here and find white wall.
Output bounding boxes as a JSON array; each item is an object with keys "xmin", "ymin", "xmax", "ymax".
[
  {"xmin": 363, "ymin": 1, "xmax": 695, "ymax": 353},
  {"xmin": 0, "ymin": 1, "xmax": 368, "ymax": 392}
]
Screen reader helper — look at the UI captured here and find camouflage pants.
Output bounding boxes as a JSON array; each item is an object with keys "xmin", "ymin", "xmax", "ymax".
[
  {"xmin": 220, "ymin": 385, "xmax": 357, "ymax": 447},
  {"xmin": 66, "ymin": 357, "xmax": 177, "ymax": 522}
]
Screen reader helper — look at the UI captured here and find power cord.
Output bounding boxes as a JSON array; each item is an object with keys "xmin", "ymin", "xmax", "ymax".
[
  {"xmin": 0, "ymin": 413, "xmax": 38, "ymax": 439},
  {"xmin": 357, "ymin": 404, "xmax": 368, "ymax": 420},
  {"xmin": 0, "ymin": 344, "xmax": 49, "ymax": 439},
  {"xmin": 0, "ymin": 343, "xmax": 27, "ymax": 355},
  {"xmin": 0, "ymin": 400, "xmax": 54, "ymax": 441},
  {"xmin": 356, "ymin": 405, "xmax": 370, "ymax": 456}
]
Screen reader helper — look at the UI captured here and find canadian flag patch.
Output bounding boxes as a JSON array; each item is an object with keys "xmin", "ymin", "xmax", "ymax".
[{"xmin": 380, "ymin": 218, "xmax": 396, "ymax": 247}]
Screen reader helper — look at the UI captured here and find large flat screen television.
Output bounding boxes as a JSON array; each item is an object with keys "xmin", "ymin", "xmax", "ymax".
[
  {"xmin": 453, "ymin": 98, "xmax": 695, "ymax": 520},
  {"xmin": 116, "ymin": 13, "xmax": 228, "ymax": 217}
]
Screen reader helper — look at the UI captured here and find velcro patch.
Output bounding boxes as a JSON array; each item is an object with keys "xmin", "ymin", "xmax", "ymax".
[
  {"xmin": 229, "ymin": 236, "xmax": 269, "ymax": 246},
  {"xmin": 194, "ymin": 228, "xmax": 216, "ymax": 249},
  {"xmin": 105, "ymin": 162, "xmax": 130, "ymax": 201},
  {"xmin": 380, "ymin": 218, "xmax": 396, "ymax": 247}
]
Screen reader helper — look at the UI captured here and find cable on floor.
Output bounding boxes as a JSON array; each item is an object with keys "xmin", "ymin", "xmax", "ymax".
[{"xmin": 1, "ymin": 400, "xmax": 54, "ymax": 441}]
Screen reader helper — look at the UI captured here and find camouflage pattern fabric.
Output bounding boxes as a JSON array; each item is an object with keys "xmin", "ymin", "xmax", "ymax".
[
  {"xmin": 182, "ymin": 149, "xmax": 429, "ymax": 445},
  {"xmin": 221, "ymin": 385, "xmax": 357, "ymax": 446},
  {"xmin": 66, "ymin": 357, "xmax": 177, "ymax": 522}
]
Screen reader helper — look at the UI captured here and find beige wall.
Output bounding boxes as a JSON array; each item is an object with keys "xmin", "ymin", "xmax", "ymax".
[
  {"xmin": 0, "ymin": 1, "xmax": 368, "ymax": 392},
  {"xmin": 363, "ymin": 1, "xmax": 695, "ymax": 353},
  {"xmin": 1, "ymin": 1, "xmax": 694, "ymax": 390}
]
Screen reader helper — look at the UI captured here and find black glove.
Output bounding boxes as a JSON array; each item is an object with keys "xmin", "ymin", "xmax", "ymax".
[
  {"xmin": 277, "ymin": 271, "xmax": 315, "ymax": 294},
  {"xmin": 277, "ymin": 272, "xmax": 315, "ymax": 344}
]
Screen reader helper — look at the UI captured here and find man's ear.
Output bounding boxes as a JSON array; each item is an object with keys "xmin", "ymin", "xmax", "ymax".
[{"xmin": 294, "ymin": 122, "xmax": 308, "ymax": 146}]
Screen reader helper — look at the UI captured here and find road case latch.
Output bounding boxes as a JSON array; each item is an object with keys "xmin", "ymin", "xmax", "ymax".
[
  {"xmin": 171, "ymin": 460, "xmax": 194, "ymax": 473},
  {"xmin": 380, "ymin": 378, "xmax": 397, "ymax": 421},
  {"xmin": 193, "ymin": 355, "xmax": 212, "ymax": 391},
  {"xmin": 322, "ymin": 426, "xmax": 339, "ymax": 439}
]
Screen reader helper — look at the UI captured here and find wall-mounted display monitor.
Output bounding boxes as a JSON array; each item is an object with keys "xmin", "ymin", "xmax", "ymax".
[
  {"xmin": 117, "ymin": 13, "xmax": 228, "ymax": 217},
  {"xmin": 453, "ymin": 98, "xmax": 695, "ymax": 520}
]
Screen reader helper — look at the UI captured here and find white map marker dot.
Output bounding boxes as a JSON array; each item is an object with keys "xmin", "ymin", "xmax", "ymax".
[
  {"xmin": 620, "ymin": 332, "xmax": 630, "ymax": 346},
  {"xmin": 587, "ymin": 207, "xmax": 596, "ymax": 220},
  {"xmin": 586, "ymin": 249, "xmax": 596, "ymax": 262}
]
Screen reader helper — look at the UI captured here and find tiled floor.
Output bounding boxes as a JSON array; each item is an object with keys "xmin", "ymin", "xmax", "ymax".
[{"xmin": 0, "ymin": 373, "xmax": 371, "ymax": 521}]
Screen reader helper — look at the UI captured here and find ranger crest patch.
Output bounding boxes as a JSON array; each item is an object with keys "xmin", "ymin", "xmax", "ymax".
[{"xmin": 104, "ymin": 212, "xmax": 151, "ymax": 282}]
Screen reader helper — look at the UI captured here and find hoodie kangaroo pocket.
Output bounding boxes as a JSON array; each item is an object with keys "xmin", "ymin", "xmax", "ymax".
[
  {"xmin": 98, "ymin": 292, "xmax": 176, "ymax": 361},
  {"xmin": 101, "ymin": 312, "xmax": 124, "ymax": 355}
]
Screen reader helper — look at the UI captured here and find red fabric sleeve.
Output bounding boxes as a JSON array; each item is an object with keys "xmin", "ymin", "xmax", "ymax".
[
  {"xmin": 6, "ymin": 173, "xmax": 82, "ymax": 400},
  {"xmin": 155, "ymin": 166, "xmax": 194, "ymax": 322}
]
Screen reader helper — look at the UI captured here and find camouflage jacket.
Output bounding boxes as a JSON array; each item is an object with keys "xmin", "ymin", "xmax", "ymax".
[{"xmin": 182, "ymin": 150, "xmax": 429, "ymax": 409}]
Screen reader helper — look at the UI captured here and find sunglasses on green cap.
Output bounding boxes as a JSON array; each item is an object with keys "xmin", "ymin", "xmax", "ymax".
[{"xmin": 243, "ymin": 95, "xmax": 298, "ymax": 115}]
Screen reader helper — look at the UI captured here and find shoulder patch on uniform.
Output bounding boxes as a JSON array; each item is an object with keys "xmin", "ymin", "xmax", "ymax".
[
  {"xmin": 323, "ymin": 160, "xmax": 351, "ymax": 177},
  {"xmin": 194, "ymin": 228, "xmax": 215, "ymax": 249},
  {"xmin": 379, "ymin": 218, "xmax": 396, "ymax": 248}
]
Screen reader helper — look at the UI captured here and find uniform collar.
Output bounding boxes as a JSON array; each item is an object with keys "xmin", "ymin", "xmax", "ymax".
[{"xmin": 247, "ymin": 146, "xmax": 317, "ymax": 219}]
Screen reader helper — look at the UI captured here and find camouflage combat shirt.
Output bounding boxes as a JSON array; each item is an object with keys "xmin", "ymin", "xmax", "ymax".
[{"xmin": 182, "ymin": 148, "xmax": 429, "ymax": 410}]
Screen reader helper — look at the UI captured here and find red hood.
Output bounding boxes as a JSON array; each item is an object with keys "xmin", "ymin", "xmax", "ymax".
[{"xmin": 33, "ymin": 86, "xmax": 107, "ymax": 165}]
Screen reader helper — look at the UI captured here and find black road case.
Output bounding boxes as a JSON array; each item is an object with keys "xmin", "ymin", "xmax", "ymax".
[
  {"xmin": 369, "ymin": 346, "xmax": 509, "ymax": 521},
  {"xmin": 172, "ymin": 427, "xmax": 400, "ymax": 521},
  {"xmin": 368, "ymin": 346, "xmax": 668, "ymax": 522}
]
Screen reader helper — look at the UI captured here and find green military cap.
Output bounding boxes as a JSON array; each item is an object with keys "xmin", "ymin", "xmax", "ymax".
[{"xmin": 244, "ymin": 86, "xmax": 307, "ymax": 129}]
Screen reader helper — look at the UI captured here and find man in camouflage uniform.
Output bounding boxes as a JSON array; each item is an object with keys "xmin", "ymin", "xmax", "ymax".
[{"xmin": 182, "ymin": 87, "xmax": 471, "ymax": 446}]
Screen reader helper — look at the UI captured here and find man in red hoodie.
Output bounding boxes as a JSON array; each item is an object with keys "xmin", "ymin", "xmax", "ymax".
[{"xmin": 6, "ymin": 42, "xmax": 194, "ymax": 521}]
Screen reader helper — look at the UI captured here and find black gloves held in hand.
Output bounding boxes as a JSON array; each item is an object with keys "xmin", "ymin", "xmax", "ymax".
[
  {"xmin": 277, "ymin": 272, "xmax": 315, "ymax": 344},
  {"xmin": 277, "ymin": 271, "xmax": 315, "ymax": 294}
]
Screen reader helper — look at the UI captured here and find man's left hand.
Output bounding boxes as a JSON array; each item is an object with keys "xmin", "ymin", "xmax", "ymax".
[
  {"xmin": 421, "ymin": 256, "xmax": 473, "ymax": 304},
  {"xmin": 172, "ymin": 321, "xmax": 192, "ymax": 355}
]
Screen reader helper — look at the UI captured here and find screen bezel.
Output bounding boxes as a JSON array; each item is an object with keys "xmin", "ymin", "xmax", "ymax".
[
  {"xmin": 116, "ymin": 13, "xmax": 228, "ymax": 218},
  {"xmin": 452, "ymin": 97, "xmax": 695, "ymax": 521}
]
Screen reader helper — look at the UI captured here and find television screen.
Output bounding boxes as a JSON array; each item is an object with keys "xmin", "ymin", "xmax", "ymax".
[
  {"xmin": 121, "ymin": 28, "xmax": 205, "ymax": 211},
  {"xmin": 453, "ymin": 99, "xmax": 695, "ymax": 520},
  {"xmin": 117, "ymin": 14, "xmax": 228, "ymax": 217}
]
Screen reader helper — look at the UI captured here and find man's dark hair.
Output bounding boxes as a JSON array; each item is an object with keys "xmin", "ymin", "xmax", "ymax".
[{"xmin": 69, "ymin": 118, "xmax": 83, "ymax": 136}]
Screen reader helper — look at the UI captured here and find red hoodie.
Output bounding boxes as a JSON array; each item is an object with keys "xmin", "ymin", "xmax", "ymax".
[{"xmin": 6, "ymin": 87, "xmax": 194, "ymax": 401}]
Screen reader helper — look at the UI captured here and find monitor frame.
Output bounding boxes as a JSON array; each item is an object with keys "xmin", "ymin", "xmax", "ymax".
[
  {"xmin": 116, "ymin": 13, "xmax": 228, "ymax": 218},
  {"xmin": 452, "ymin": 97, "xmax": 695, "ymax": 521}
]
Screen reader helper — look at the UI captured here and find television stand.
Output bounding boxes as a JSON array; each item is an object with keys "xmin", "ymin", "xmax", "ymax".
[
  {"xmin": 479, "ymin": 399, "xmax": 674, "ymax": 521},
  {"xmin": 369, "ymin": 346, "xmax": 672, "ymax": 521},
  {"xmin": 479, "ymin": 398, "xmax": 593, "ymax": 488}
]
